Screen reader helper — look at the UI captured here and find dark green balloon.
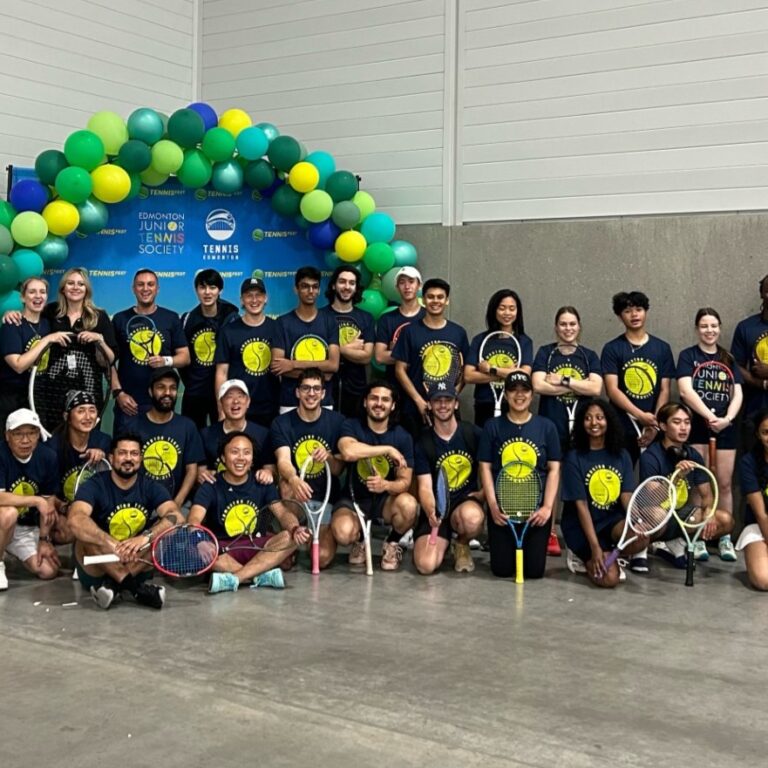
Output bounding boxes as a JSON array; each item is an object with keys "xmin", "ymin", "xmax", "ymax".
[
  {"xmin": 331, "ymin": 200, "xmax": 360, "ymax": 230},
  {"xmin": 267, "ymin": 136, "xmax": 301, "ymax": 173},
  {"xmin": 325, "ymin": 171, "xmax": 358, "ymax": 202},
  {"xmin": 244, "ymin": 159, "xmax": 276, "ymax": 190},
  {"xmin": 0, "ymin": 255, "xmax": 20, "ymax": 293},
  {"xmin": 34, "ymin": 150, "xmax": 68, "ymax": 186},
  {"xmin": 167, "ymin": 109, "xmax": 205, "ymax": 148},
  {"xmin": 271, "ymin": 185, "xmax": 302, "ymax": 218},
  {"xmin": 36, "ymin": 235, "xmax": 69, "ymax": 268},
  {"xmin": 125, "ymin": 173, "xmax": 142, "ymax": 200},
  {"xmin": 117, "ymin": 140, "xmax": 152, "ymax": 173},
  {"xmin": 177, "ymin": 149, "xmax": 212, "ymax": 188},
  {"xmin": 76, "ymin": 197, "xmax": 109, "ymax": 235}
]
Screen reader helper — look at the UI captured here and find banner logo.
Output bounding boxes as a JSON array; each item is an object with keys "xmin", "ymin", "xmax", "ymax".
[{"xmin": 205, "ymin": 208, "xmax": 236, "ymax": 241}]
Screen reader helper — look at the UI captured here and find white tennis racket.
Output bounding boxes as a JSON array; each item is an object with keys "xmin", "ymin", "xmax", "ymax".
[
  {"xmin": 299, "ymin": 456, "xmax": 332, "ymax": 576},
  {"xmin": 478, "ymin": 331, "xmax": 521, "ymax": 417},
  {"xmin": 349, "ymin": 457, "xmax": 375, "ymax": 576}
]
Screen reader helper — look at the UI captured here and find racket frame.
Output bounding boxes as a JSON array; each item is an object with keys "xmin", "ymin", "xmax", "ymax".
[
  {"xmin": 429, "ymin": 463, "xmax": 450, "ymax": 545},
  {"xmin": 349, "ymin": 458, "xmax": 374, "ymax": 576},
  {"xmin": 546, "ymin": 342, "xmax": 590, "ymax": 434},
  {"xmin": 73, "ymin": 458, "xmax": 112, "ymax": 497},
  {"xmin": 479, "ymin": 331, "xmax": 520, "ymax": 418},
  {"xmin": 126, "ymin": 314, "xmax": 161, "ymax": 361},
  {"xmin": 300, "ymin": 456, "xmax": 332, "ymax": 575}
]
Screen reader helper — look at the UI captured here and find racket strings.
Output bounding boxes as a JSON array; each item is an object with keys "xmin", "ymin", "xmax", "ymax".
[
  {"xmin": 435, "ymin": 470, "xmax": 450, "ymax": 515},
  {"xmin": 628, "ymin": 484, "xmax": 675, "ymax": 534},
  {"xmin": 495, "ymin": 476, "xmax": 541, "ymax": 521},
  {"xmin": 154, "ymin": 526, "xmax": 217, "ymax": 576}
]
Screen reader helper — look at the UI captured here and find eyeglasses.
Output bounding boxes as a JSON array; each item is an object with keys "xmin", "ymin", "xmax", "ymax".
[
  {"xmin": 298, "ymin": 384, "xmax": 323, "ymax": 394},
  {"xmin": 9, "ymin": 430, "xmax": 39, "ymax": 441},
  {"xmin": 298, "ymin": 283, "xmax": 320, "ymax": 292}
]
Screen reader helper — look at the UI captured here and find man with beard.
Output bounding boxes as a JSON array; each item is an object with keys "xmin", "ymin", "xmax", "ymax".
[
  {"xmin": 322, "ymin": 266, "xmax": 374, "ymax": 417},
  {"xmin": 412, "ymin": 383, "xmax": 485, "ymax": 575},
  {"xmin": 331, "ymin": 381, "xmax": 418, "ymax": 571},
  {"xmin": 180, "ymin": 269, "xmax": 238, "ymax": 429},
  {"xmin": 111, "ymin": 269, "xmax": 190, "ymax": 431},
  {"xmin": 68, "ymin": 433, "xmax": 182, "ymax": 610},
  {"xmin": 125, "ymin": 367, "xmax": 204, "ymax": 508},
  {"xmin": 199, "ymin": 379, "xmax": 275, "ymax": 485}
]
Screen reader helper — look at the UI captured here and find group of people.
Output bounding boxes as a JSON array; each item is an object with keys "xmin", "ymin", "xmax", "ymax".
[{"xmin": 2, "ymin": 262, "xmax": 768, "ymax": 609}]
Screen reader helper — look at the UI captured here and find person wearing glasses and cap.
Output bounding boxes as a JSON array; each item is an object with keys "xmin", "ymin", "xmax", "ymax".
[{"xmin": 0, "ymin": 408, "xmax": 69, "ymax": 590}]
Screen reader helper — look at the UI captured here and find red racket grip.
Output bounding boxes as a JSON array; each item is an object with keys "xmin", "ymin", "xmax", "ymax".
[
  {"xmin": 311, "ymin": 541, "xmax": 320, "ymax": 575},
  {"xmin": 708, "ymin": 437, "xmax": 717, "ymax": 469},
  {"xmin": 428, "ymin": 526, "xmax": 439, "ymax": 545}
]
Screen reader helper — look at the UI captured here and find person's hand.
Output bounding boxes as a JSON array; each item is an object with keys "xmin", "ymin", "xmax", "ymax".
[
  {"xmin": 77, "ymin": 331, "xmax": 104, "ymax": 345},
  {"xmin": 45, "ymin": 331, "xmax": 74, "ymax": 347},
  {"xmin": 708, "ymin": 416, "xmax": 730, "ymax": 434},
  {"xmin": 589, "ymin": 546, "xmax": 608, "ymax": 580},
  {"xmin": 702, "ymin": 518, "xmax": 719, "ymax": 540},
  {"xmin": 386, "ymin": 448, "xmax": 406, "ymax": 468},
  {"xmin": 116, "ymin": 391, "xmax": 138, "ymax": 416},
  {"xmin": 36, "ymin": 539, "xmax": 60, "ymax": 570},
  {"xmin": 343, "ymin": 338, "xmax": 364, "ymax": 351},
  {"xmin": 33, "ymin": 497, "xmax": 57, "ymax": 527},
  {"xmin": 270, "ymin": 358, "xmax": 294, "ymax": 376},
  {"xmin": 366, "ymin": 474, "xmax": 388, "ymax": 494},
  {"xmin": 638, "ymin": 426, "xmax": 657, "ymax": 448},
  {"xmin": 424, "ymin": 506, "xmax": 439, "ymax": 529},
  {"xmin": 147, "ymin": 355, "xmax": 168, "ymax": 368},
  {"xmin": 197, "ymin": 467, "xmax": 216, "ymax": 485},
  {"xmin": 752, "ymin": 359, "xmax": 768, "ymax": 378},
  {"xmin": 674, "ymin": 459, "xmax": 697, "ymax": 477},
  {"xmin": 114, "ymin": 533, "xmax": 150, "ymax": 563},
  {"xmin": 529, "ymin": 505, "xmax": 552, "ymax": 527},
  {"xmin": 489, "ymin": 503, "xmax": 507, "ymax": 527},
  {"xmin": 289, "ymin": 475, "xmax": 312, "ymax": 503},
  {"xmin": 3, "ymin": 310, "xmax": 22, "ymax": 326},
  {"xmin": 310, "ymin": 446, "xmax": 330, "ymax": 463},
  {"xmin": 255, "ymin": 468, "xmax": 273, "ymax": 485},
  {"xmin": 81, "ymin": 448, "xmax": 105, "ymax": 465},
  {"xmin": 416, "ymin": 397, "xmax": 432, "ymax": 425}
]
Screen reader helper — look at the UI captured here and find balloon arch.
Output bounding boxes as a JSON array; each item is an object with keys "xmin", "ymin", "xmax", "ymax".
[{"xmin": 0, "ymin": 104, "xmax": 420, "ymax": 317}]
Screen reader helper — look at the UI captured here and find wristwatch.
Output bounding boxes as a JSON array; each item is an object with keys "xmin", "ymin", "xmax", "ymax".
[
  {"xmin": 39, "ymin": 535, "xmax": 52, "ymax": 543},
  {"xmin": 561, "ymin": 375, "xmax": 571, "ymax": 388},
  {"xmin": 489, "ymin": 366, "xmax": 498, "ymax": 377},
  {"xmin": 112, "ymin": 388, "xmax": 123, "ymax": 399}
]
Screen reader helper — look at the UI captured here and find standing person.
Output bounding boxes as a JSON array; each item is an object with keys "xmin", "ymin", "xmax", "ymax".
[
  {"xmin": 393, "ymin": 278, "xmax": 469, "ymax": 434},
  {"xmin": 412, "ymin": 383, "xmax": 485, "ymax": 575},
  {"xmin": 601, "ymin": 290, "xmax": 674, "ymax": 574},
  {"xmin": 465, "ymin": 289, "xmax": 534, "ymax": 427},
  {"xmin": 0, "ymin": 278, "xmax": 72, "ymax": 427},
  {"xmin": 677, "ymin": 308, "xmax": 742, "ymax": 561},
  {"xmin": 332, "ymin": 381, "xmax": 418, "ymax": 572},
  {"xmin": 214, "ymin": 276, "xmax": 281, "ymax": 428},
  {"xmin": 180, "ymin": 269, "xmax": 238, "ymax": 429},
  {"xmin": 271, "ymin": 266, "xmax": 339, "ymax": 412},
  {"xmin": 478, "ymin": 372, "xmax": 561, "ymax": 580},
  {"xmin": 111, "ymin": 269, "xmax": 190, "ymax": 432},
  {"xmin": 322, "ymin": 266, "xmax": 374, "ymax": 417},
  {"xmin": 560, "ymin": 399, "xmax": 635, "ymax": 586}
]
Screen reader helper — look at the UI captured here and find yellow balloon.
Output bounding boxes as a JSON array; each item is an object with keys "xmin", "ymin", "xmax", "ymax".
[
  {"xmin": 42, "ymin": 200, "xmax": 80, "ymax": 237},
  {"xmin": 91, "ymin": 164, "xmax": 131, "ymax": 203},
  {"xmin": 219, "ymin": 108, "xmax": 252, "ymax": 138},
  {"xmin": 288, "ymin": 161, "xmax": 319, "ymax": 193},
  {"xmin": 335, "ymin": 230, "xmax": 367, "ymax": 263}
]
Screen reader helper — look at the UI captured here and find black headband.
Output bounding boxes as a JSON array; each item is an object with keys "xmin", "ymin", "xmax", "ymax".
[{"xmin": 64, "ymin": 390, "xmax": 97, "ymax": 414}]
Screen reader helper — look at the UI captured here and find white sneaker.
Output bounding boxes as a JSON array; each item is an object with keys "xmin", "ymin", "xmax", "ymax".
[
  {"xmin": 468, "ymin": 538, "xmax": 482, "ymax": 550},
  {"xmin": 618, "ymin": 565, "xmax": 627, "ymax": 582},
  {"xmin": 566, "ymin": 548, "xmax": 586, "ymax": 574},
  {"xmin": 398, "ymin": 530, "xmax": 414, "ymax": 550},
  {"xmin": 0, "ymin": 561, "xmax": 7, "ymax": 591}
]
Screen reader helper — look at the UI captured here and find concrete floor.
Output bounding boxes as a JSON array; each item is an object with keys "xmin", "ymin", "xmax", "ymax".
[{"xmin": 1, "ymin": 547, "xmax": 766, "ymax": 768}]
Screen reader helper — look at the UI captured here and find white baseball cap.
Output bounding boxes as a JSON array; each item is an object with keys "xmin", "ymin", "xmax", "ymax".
[
  {"xmin": 217, "ymin": 379, "xmax": 250, "ymax": 400},
  {"xmin": 6, "ymin": 408, "xmax": 50, "ymax": 440},
  {"xmin": 395, "ymin": 266, "xmax": 422, "ymax": 283}
]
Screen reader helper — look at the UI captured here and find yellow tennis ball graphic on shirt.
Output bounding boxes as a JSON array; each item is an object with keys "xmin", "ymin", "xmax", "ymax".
[
  {"xmin": 755, "ymin": 337, "xmax": 768, "ymax": 363},
  {"xmin": 193, "ymin": 331, "xmax": 216, "ymax": 364},
  {"xmin": 62, "ymin": 469, "xmax": 78, "ymax": 503},
  {"xmin": 13, "ymin": 481, "xmax": 36, "ymax": 518},
  {"xmin": 130, "ymin": 329, "xmax": 161, "ymax": 361},
  {"xmin": 588, "ymin": 469, "xmax": 621, "ymax": 507},
  {"xmin": 624, "ymin": 361, "xmax": 657, "ymax": 396},
  {"xmin": 224, "ymin": 503, "xmax": 257, "ymax": 536},
  {"xmin": 674, "ymin": 478, "xmax": 689, "ymax": 508},
  {"xmin": 242, "ymin": 340, "xmax": 271, "ymax": 373},
  {"xmin": 489, "ymin": 352, "xmax": 515, "ymax": 368},
  {"xmin": 109, "ymin": 507, "xmax": 146, "ymax": 541},
  {"xmin": 501, "ymin": 442, "xmax": 537, "ymax": 476},
  {"xmin": 370, "ymin": 455, "xmax": 390, "ymax": 478},
  {"xmin": 422, "ymin": 343, "xmax": 452, "ymax": 378},
  {"xmin": 29, "ymin": 338, "xmax": 50, "ymax": 373},
  {"xmin": 339, "ymin": 325, "xmax": 359, "ymax": 345},
  {"xmin": 294, "ymin": 336, "xmax": 328, "ymax": 361},
  {"xmin": 295, "ymin": 439, "xmax": 324, "ymax": 476},
  {"xmin": 441, "ymin": 454, "xmax": 471, "ymax": 490},
  {"xmin": 143, "ymin": 441, "xmax": 178, "ymax": 475}
]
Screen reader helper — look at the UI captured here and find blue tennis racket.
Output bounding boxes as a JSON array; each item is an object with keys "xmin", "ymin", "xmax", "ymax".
[{"xmin": 429, "ymin": 464, "xmax": 450, "ymax": 545}]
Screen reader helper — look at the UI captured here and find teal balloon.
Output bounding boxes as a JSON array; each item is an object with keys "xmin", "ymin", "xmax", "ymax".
[
  {"xmin": 257, "ymin": 122, "xmax": 279, "ymax": 142},
  {"xmin": 360, "ymin": 212, "xmax": 396, "ymax": 244},
  {"xmin": 305, "ymin": 151, "xmax": 336, "ymax": 187},
  {"xmin": 35, "ymin": 150, "xmax": 68, "ymax": 186},
  {"xmin": 167, "ymin": 108, "xmax": 205, "ymax": 148},
  {"xmin": 267, "ymin": 136, "xmax": 301, "ymax": 172},
  {"xmin": 76, "ymin": 197, "xmax": 109, "ymax": 235},
  {"xmin": 236, "ymin": 126, "xmax": 269, "ymax": 160},
  {"xmin": 331, "ymin": 201, "xmax": 360, "ymax": 230},
  {"xmin": 244, "ymin": 159, "xmax": 275, "ymax": 190},
  {"xmin": 356, "ymin": 289, "xmax": 388, "ymax": 319},
  {"xmin": 294, "ymin": 214, "xmax": 310, "ymax": 230},
  {"xmin": 54, "ymin": 166, "xmax": 93, "ymax": 204},
  {"xmin": 299, "ymin": 190, "xmax": 333, "ymax": 223},
  {"xmin": 117, "ymin": 140, "xmax": 152, "ymax": 173},
  {"xmin": 0, "ymin": 289, "xmax": 22, "ymax": 314},
  {"xmin": 271, "ymin": 185, "xmax": 302, "ymax": 218},
  {"xmin": 363, "ymin": 242, "xmax": 395, "ymax": 274},
  {"xmin": 127, "ymin": 108, "xmax": 165, "ymax": 145},
  {"xmin": 391, "ymin": 239, "xmax": 418, "ymax": 266},
  {"xmin": 177, "ymin": 149, "xmax": 212, "ymax": 188},
  {"xmin": 325, "ymin": 171, "xmax": 358, "ymax": 202},
  {"xmin": 11, "ymin": 249, "xmax": 44, "ymax": 282},
  {"xmin": 36, "ymin": 235, "xmax": 69, "ymax": 268},
  {"xmin": 0, "ymin": 256, "xmax": 20, "ymax": 293},
  {"xmin": 0, "ymin": 225, "xmax": 13, "ymax": 255},
  {"xmin": 211, "ymin": 160, "xmax": 243, "ymax": 193},
  {"xmin": 324, "ymin": 251, "xmax": 343, "ymax": 270},
  {"xmin": 381, "ymin": 267, "xmax": 403, "ymax": 303}
]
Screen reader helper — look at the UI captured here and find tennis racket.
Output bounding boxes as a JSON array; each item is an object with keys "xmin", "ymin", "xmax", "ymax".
[
  {"xmin": 690, "ymin": 360, "xmax": 735, "ymax": 469},
  {"xmin": 670, "ymin": 462, "xmax": 718, "ymax": 587},
  {"xmin": 126, "ymin": 314, "xmax": 162, "ymax": 362},
  {"xmin": 546, "ymin": 342, "xmax": 590, "ymax": 434},
  {"xmin": 603, "ymin": 475, "xmax": 677, "ymax": 570},
  {"xmin": 495, "ymin": 461, "xmax": 543, "ymax": 584},
  {"xmin": 479, "ymin": 331, "xmax": 520, "ymax": 417},
  {"xmin": 429, "ymin": 464, "xmax": 450, "ymax": 545},
  {"xmin": 74, "ymin": 458, "xmax": 112, "ymax": 496},
  {"xmin": 390, "ymin": 321, "xmax": 411, "ymax": 351},
  {"xmin": 349, "ymin": 457, "xmax": 374, "ymax": 576},
  {"xmin": 299, "ymin": 456, "xmax": 332, "ymax": 575}
]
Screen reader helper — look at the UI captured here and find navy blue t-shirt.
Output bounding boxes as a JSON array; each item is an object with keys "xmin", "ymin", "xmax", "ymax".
[
  {"xmin": 75, "ymin": 472, "xmax": 170, "ymax": 540},
  {"xmin": 639, "ymin": 440, "xmax": 706, "ymax": 512},
  {"xmin": 731, "ymin": 313, "xmax": 768, "ymax": 416},
  {"xmin": 0, "ymin": 317, "xmax": 51, "ymax": 392},
  {"xmin": 676, "ymin": 345, "xmax": 742, "ymax": 420},
  {"xmin": 0, "ymin": 442, "xmax": 58, "ymax": 527},
  {"xmin": 214, "ymin": 316, "xmax": 281, "ymax": 419},
  {"xmin": 323, "ymin": 305, "xmax": 374, "ymax": 397},
  {"xmin": 466, "ymin": 331, "xmax": 534, "ymax": 405},
  {"xmin": 275, "ymin": 310, "xmax": 338, "ymax": 407},
  {"xmin": 48, "ymin": 429, "xmax": 112, "ymax": 503},
  {"xmin": 375, "ymin": 307, "xmax": 425, "ymax": 383},
  {"xmin": 200, "ymin": 420, "xmax": 272, "ymax": 472},
  {"xmin": 739, "ymin": 451, "xmax": 768, "ymax": 526},
  {"xmin": 340, "ymin": 418, "xmax": 414, "ymax": 500},
  {"xmin": 113, "ymin": 307, "xmax": 187, "ymax": 406},
  {"xmin": 191, "ymin": 474, "xmax": 278, "ymax": 539}
]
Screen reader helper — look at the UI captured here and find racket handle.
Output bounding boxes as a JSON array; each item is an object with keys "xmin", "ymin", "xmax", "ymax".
[
  {"xmin": 364, "ymin": 523, "xmax": 373, "ymax": 577},
  {"xmin": 428, "ymin": 526, "xmax": 438, "ymax": 545},
  {"xmin": 603, "ymin": 549, "xmax": 620, "ymax": 570},
  {"xmin": 685, "ymin": 549, "xmax": 695, "ymax": 587},
  {"xmin": 83, "ymin": 554, "xmax": 120, "ymax": 565},
  {"xmin": 493, "ymin": 406, "xmax": 501, "ymax": 417},
  {"xmin": 515, "ymin": 548, "xmax": 524, "ymax": 584},
  {"xmin": 708, "ymin": 437, "xmax": 716, "ymax": 468},
  {"xmin": 311, "ymin": 541, "xmax": 320, "ymax": 575}
]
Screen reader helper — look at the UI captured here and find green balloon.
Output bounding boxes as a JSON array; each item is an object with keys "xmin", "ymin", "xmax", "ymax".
[
  {"xmin": 363, "ymin": 242, "xmax": 395, "ymax": 274},
  {"xmin": 271, "ymin": 185, "xmax": 302, "ymax": 218},
  {"xmin": 10, "ymin": 211, "xmax": 48, "ymax": 247},
  {"xmin": 0, "ymin": 201, "xmax": 17, "ymax": 229},
  {"xmin": 325, "ymin": 171, "xmax": 358, "ymax": 202},
  {"xmin": 127, "ymin": 108, "xmax": 165, "ymax": 145},
  {"xmin": 64, "ymin": 130, "xmax": 105, "ymax": 171},
  {"xmin": 299, "ymin": 190, "xmax": 333, "ymax": 223},
  {"xmin": 381, "ymin": 267, "xmax": 403, "ymax": 303},
  {"xmin": 140, "ymin": 167, "xmax": 168, "ymax": 187},
  {"xmin": 356, "ymin": 289, "xmax": 388, "ymax": 319},
  {"xmin": 87, "ymin": 111, "xmax": 128, "ymax": 155},
  {"xmin": 151, "ymin": 140, "xmax": 184, "ymax": 175},
  {"xmin": 244, "ymin": 159, "xmax": 276, "ymax": 190},
  {"xmin": 54, "ymin": 166, "xmax": 93, "ymax": 204},
  {"xmin": 177, "ymin": 149, "xmax": 212, "ymax": 188},
  {"xmin": 331, "ymin": 201, "xmax": 360, "ymax": 230},
  {"xmin": 0, "ymin": 289, "xmax": 23, "ymax": 314},
  {"xmin": 76, "ymin": 197, "xmax": 109, "ymax": 234},
  {"xmin": 125, "ymin": 173, "xmax": 142, "ymax": 200},
  {"xmin": 168, "ymin": 108, "xmax": 205, "ymax": 148},
  {"xmin": 211, "ymin": 160, "xmax": 243, "ymax": 193},
  {"xmin": 11, "ymin": 248, "xmax": 44, "ymax": 281},
  {"xmin": 35, "ymin": 150, "xmax": 69, "ymax": 186},
  {"xmin": 202, "ymin": 127, "xmax": 236, "ymax": 162},
  {"xmin": 36, "ymin": 235, "xmax": 69, "ymax": 268},
  {"xmin": 0, "ymin": 225, "xmax": 13, "ymax": 255},
  {"xmin": 352, "ymin": 190, "xmax": 376, "ymax": 222},
  {"xmin": 117, "ymin": 140, "xmax": 152, "ymax": 173},
  {"xmin": 0, "ymin": 255, "xmax": 20, "ymax": 293},
  {"xmin": 267, "ymin": 136, "xmax": 301, "ymax": 172}
]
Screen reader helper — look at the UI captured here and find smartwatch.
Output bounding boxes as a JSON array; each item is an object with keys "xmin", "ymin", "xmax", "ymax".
[
  {"xmin": 112, "ymin": 388, "xmax": 123, "ymax": 399},
  {"xmin": 489, "ymin": 366, "xmax": 498, "ymax": 377},
  {"xmin": 561, "ymin": 375, "xmax": 571, "ymax": 388}
]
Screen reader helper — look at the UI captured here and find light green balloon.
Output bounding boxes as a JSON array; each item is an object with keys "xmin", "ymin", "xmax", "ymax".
[
  {"xmin": 151, "ymin": 140, "xmax": 184, "ymax": 175},
  {"xmin": 87, "ymin": 111, "xmax": 129, "ymax": 155},
  {"xmin": 10, "ymin": 211, "xmax": 48, "ymax": 247},
  {"xmin": 140, "ymin": 167, "xmax": 169, "ymax": 187},
  {"xmin": 299, "ymin": 190, "xmax": 333, "ymax": 223}
]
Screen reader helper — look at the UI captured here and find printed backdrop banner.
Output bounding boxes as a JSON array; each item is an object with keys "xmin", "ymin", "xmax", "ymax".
[{"xmin": 14, "ymin": 167, "xmax": 325, "ymax": 317}]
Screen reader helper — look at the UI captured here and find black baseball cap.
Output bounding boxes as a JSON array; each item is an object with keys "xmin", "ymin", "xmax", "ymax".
[
  {"xmin": 504, "ymin": 371, "xmax": 532, "ymax": 391},
  {"xmin": 149, "ymin": 366, "xmax": 180, "ymax": 385},
  {"xmin": 427, "ymin": 382, "xmax": 458, "ymax": 400},
  {"xmin": 240, "ymin": 277, "xmax": 266, "ymax": 294}
]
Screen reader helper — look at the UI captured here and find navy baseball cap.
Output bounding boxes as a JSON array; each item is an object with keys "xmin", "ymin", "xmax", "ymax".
[
  {"xmin": 504, "ymin": 371, "xmax": 532, "ymax": 390},
  {"xmin": 428, "ymin": 381, "xmax": 458, "ymax": 400}
]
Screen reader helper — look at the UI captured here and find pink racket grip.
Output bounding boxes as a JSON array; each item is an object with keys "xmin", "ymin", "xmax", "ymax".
[
  {"xmin": 311, "ymin": 541, "xmax": 320, "ymax": 575},
  {"xmin": 428, "ymin": 526, "xmax": 439, "ymax": 545}
]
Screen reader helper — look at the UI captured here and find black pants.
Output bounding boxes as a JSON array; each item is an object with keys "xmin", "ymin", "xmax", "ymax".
[
  {"xmin": 487, "ymin": 514, "xmax": 549, "ymax": 579},
  {"xmin": 0, "ymin": 388, "xmax": 28, "ymax": 433},
  {"xmin": 181, "ymin": 392, "xmax": 218, "ymax": 430}
]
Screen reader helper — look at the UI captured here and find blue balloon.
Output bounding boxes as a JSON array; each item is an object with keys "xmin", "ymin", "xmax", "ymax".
[
  {"xmin": 308, "ymin": 220, "xmax": 340, "ymax": 251},
  {"xmin": 360, "ymin": 212, "xmax": 396, "ymax": 244},
  {"xmin": 305, "ymin": 151, "xmax": 336, "ymax": 188},
  {"xmin": 261, "ymin": 177, "xmax": 283, "ymax": 199},
  {"xmin": 10, "ymin": 179, "xmax": 49, "ymax": 213},
  {"xmin": 187, "ymin": 102, "xmax": 218, "ymax": 132}
]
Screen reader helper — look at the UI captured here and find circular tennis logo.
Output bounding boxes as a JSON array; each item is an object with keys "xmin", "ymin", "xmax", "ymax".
[
  {"xmin": 339, "ymin": 323, "xmax": 360, "ymax": 346},
  {"xmin": 623, "ymin": 361, "xmax": 657, "ymax": 397},
  {"xmin": 292, "ymin": 336, "xmax": 328, "ymax": 361},
  {"xmin": 193, "ymin": 330, "xmax": 216, "ymax": 365},
  {"xmin": 674, "ymin": 476, "xmax": 689, "ymax": 508},
  {"xmin": 223, "ymin": 502, "xmax": 258, "ymax": 536},
  {"xmin": 422, "ymin": 343, "xmax": 453, "ymax": 380},
  {"xmin": 129, "ymin": 328, "xmax": 161, "ymax": 362},
  {"xmin": 588, "ymin": 468, "xmax": 621, "ymax": 508},
  {"xmin": 143, "ymin": 440, "xmax": 179, "ymax": 476},
  {"xmin": 109, "ymin": 506, "xmax": 147, "ymax": 541},
  {"xmin": 205, "ymin": 208, "xmax": 236, "ymax": 242},
  {"xmin": 12, "ymin": 480, "xmax": 36, "ymax": 517},
  {"xmin": 440, "ymin": 453, "xmax": 472, "ymax": 491},
  {"xmin": 755, "ymin": 336, "xmax": 768, "ymax": 363},
  {"xmin": 295, "ymin": 438, "xmax": 326, "ymax": 478},
  {"xmin": 242, "ymin": 340, "xmax": 271, "ymax": 374},
  {"xmin": 488, "ymin": 350, "xmax": 516, "ymax": 368},
  {"xmin": 62, "ymin": 468, "xmax": 79, "ymax": 503},
  {"xmin": 500, "ymin": 442, "xmax": 537, "ymax": 476},
  {"xmin": 28, "ymin": 338, "xmax": 50, "ymax": 373}
]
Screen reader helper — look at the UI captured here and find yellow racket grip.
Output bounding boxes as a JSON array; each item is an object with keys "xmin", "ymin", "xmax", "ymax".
[{"xmin": 515, "ymin": 548, "xmax": 524, "ymax": 584}]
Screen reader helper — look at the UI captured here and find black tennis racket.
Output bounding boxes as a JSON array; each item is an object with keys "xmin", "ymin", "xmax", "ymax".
[
  {"xmin": 126, "ymin": 314, "xmax": 162, "ymax": 362},
  {"xmin": 429, "ymin": 464, "xmax": 450, "ymax": 545}
]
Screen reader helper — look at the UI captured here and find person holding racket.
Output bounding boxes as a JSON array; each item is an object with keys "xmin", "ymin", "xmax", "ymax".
[
  {"xmin": 68, "ymin": 432, "xmax": 183, "ymax": 609},
  {"xmin": 322, "ymin": 266, "xmax": 375, "ymax": 417},
  {"xmin": 332, "ymin": 381, "xmax": 418, "ymax": 572},
  {"xmin": 412, "ymin": 383, "xmax": 485, "ymax": 575},
  {"xmin": 179, "ymin": 269, "xmax": 238, "ymax": 429},
  {"xmin": 465, "ymin": 289, "xmax": 533, "ymax": 427},
  {"xmin": 560, "ymin": 399, "xmax": 636, "ymax": 586},
  {"xmin": 272, "ymin": 266, "xmax": 340, "ymax": 413},
  {"xmin": 392, "ymin": 277, "xmax": 469, "ymax": 435},
  {"xmin": 112, "ymin": 269, "xmax": 190, "ymax": 432},
  {"xmin": 477, "ymin": 372, "xmax": 561, "ymax": 580},
  {"xmin": 214, "ymin": 276, "xmax": 281, "ymax": 429},
  {"xmin": 271, "ymin": 368, "xmax": 344, "ymax": 570},
  {"xmin": 677, "ymin": 308, "xmax": 742, "ymax": 562}
]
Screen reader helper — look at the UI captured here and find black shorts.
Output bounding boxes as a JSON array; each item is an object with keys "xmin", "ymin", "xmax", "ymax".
[
  {"xmin": 413, "ymin": 496, "xmax": 484, "ymax": 542},
  {"xmin": 333, "ymin": 495, "xmax": 387, "ymax": 523},
  {"xmin": 563, "ymin": 511, "xmax": 625, "ymax": 564},
  {"xmin": 689, "ymin": 415, "xmax": 738, "ymax": 450}
]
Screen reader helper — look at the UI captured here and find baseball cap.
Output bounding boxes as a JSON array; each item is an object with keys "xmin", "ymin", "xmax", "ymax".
[
  {"xmin": 149, "ymin": 366, "xmax": 180, "ymax": 385},
  {"xmin": 240, "ymin": 277, "xmax": 266, "ymax": 294},
  {"xmin": 395, "ymin": 266, "xmax": 422, "ymax": 283},
  {"xmin": 218, "ymin": 379, "xmax": 249, "ymax": 400},
  {"xmin": 427, "ymin": 381, "xmax": 458, "ymax": 400},
  {"xmin": 6, "ymin": 408, "xmax": 48, "ymax": 439},
  {"xmin": 504, "ymin": 371, "xmax": 533, "ymax": 390}
]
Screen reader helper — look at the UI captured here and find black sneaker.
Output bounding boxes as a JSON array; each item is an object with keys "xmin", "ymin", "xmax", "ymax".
[{"xmin": 133, "ymin": 582, "xmax": 166, "ymax": 610}]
